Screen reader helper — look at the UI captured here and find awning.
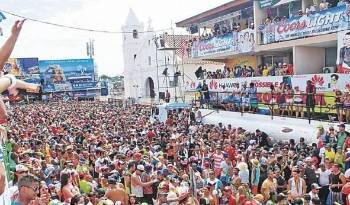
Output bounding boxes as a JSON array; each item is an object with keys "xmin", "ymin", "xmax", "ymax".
[{"xmin": 273, "ymin": 0, "xmax": 298, "ymax": 7}]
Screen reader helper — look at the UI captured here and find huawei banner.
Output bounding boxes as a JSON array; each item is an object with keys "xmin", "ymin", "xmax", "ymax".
[{"xmin": 185, "ymin": 76, "xmax": 284, "ymax": 92}]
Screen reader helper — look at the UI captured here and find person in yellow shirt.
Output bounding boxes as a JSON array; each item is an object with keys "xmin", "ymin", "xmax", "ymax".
[
  {"xmin": 261, "ymin": 170, "xmax": 277, "ymax": 201},
  {"xmin": 262, "ymin": 66, "xmax": 269, "ymax": 76},
  {"xmin": 324, "ymin": 144, "xmax": 335, "ymax": 162},
  {"xmin": 334, "ymin": 146, "xmax": 345, "ymax": 170}
]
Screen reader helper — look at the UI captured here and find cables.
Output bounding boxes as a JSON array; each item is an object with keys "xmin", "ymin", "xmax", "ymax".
[{"xmin": 0, "ymin": 9, "xmax": 172, "ymax": 34}]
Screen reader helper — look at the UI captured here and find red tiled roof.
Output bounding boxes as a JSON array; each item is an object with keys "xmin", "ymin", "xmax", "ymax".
[{"xmin": 176, "ymin": 0, "xmax": 250, "ymax": 27}]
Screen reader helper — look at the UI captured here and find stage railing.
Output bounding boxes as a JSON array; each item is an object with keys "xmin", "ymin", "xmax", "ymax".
[{"xmin": 189, "ymin": 91, "xmax": 345, "ymax": 124}]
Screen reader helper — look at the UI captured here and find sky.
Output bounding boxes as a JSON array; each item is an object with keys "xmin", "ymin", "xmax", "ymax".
[{"xmin": 0, "ymin": 0, "xmax": 231, "ymax": 76}]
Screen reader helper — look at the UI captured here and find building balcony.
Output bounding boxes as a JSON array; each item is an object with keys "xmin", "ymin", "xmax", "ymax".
[{"xmin": 258, "ymin": 4, "xmax": 350, "ymax": 45}]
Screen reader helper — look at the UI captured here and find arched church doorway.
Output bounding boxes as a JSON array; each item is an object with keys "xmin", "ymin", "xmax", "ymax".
[{"xmin": 145, "ymin": 77, "xmax": 155, "ymax": 98}]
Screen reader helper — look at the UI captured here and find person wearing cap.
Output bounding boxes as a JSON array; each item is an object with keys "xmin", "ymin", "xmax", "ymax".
[
  {"xmin": 287, "ymin": 167, "xmax": 306, "ymax": 202},
  {"xmin": 337, "ymin": 123, "xmax": 348, "ymax": 149},
  {"xmin": 220, "ymin": 154, "xmax": 233, "ymax": 186},
  {"xmin": 11, "ymin": 175, "xmax": 39, "ymax": 205},
  {"xmin": 130, "ymin": 164, "xmax": 156, "ymax": 203},
  {"xmin": 308, "ymin": 183, "xmax": 320, "ymax": 203},
  {"xmin": 334, "ymin": 146, "xmax": 345, "ymax": 170},
  {"xmin": 9, "ymin": 164, "xmax": 30, "ymax": 201},
  {"xmin": 327, "ymin": 164, "xmax": 346, "ymax": 205},
  {"xmin": 324, "ymin": 143, "xmax": 335, "ymax": 162},
  {"xmin": 250, "ymin": 159, "xmax": 260, "ymax": 195}
]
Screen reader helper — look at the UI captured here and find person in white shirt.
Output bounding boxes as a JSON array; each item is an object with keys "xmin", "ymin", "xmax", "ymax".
[
  {"xmin": 317, "ymin": 163, "xmax": 331, "ymax": 204},
  {"xmin": 308, "ymin": 183, "xmax": 320, "ymax": 204}
]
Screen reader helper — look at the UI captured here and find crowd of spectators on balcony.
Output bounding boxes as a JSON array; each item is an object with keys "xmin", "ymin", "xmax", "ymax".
[
  {"xmin": 195, "ymin": 63, "xmax": 293, "ymax": 80},
  {"xmin": 260, "ymin": 0, "xmax": 348, "ymax": 30}
]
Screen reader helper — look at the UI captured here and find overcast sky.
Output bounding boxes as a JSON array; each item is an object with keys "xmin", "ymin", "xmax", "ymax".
[{"xmin": 0, "ymin": 0, "xmax": 230, "ymax": 76}]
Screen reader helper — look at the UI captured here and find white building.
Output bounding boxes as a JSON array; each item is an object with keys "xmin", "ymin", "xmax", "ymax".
[{"xmin": 122, "ymin": 9, "xmax": 223, "ymax": 103}]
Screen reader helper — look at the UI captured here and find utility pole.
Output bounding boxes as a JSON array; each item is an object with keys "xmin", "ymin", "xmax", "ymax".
[{"xmin": 86, "ymin": 39, "xmax": 95, "ymax": 59}]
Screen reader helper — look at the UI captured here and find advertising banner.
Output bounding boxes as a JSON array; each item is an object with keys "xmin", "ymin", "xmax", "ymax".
[
  {"xmin": 337, "ymin": 30, "xmax": 350, "ymax": 73},
  {"xmin": 290, "ymin": 73, "xmax": 350, "ymax": 92},
  {"xmin": 262, "ymin": 5, "xmax": 350, "ymax": 44},
  {"xmin": 191, "ymin": 28, "xmax": 255, "ymax": 58},
  {"xmin": 39, "ymin": 58, "xmax": 95, "ymax": 92},
  {"xmin": 186, "ymin": 76, "xmax": 284, "ymax": 92},
  {"xmin": 225, "ymin": 56, "xmax": 257, "ymax": 70},
  {"xmin": 3, "ymin": 58, "xmax": 40, "ymax": 84}
]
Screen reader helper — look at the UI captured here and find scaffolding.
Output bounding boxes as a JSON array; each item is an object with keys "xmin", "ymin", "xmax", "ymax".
[{"xmin": 154, "ymin": 31, "xmax": 185, "ymax": 103}]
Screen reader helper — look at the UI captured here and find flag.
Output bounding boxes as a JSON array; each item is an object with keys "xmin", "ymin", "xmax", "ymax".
[{"xmin": 0, "ymin": 12, "xmax": 6, "ymax": 22}]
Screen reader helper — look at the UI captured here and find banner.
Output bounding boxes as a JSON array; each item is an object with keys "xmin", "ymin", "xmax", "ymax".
[
  {"xmin": 291, "ymin": 73, "xmax": 350, "ymax": 92},
  {"xmin": 186, "ymin": 76, "xmax": 284, "ymax": 92},
  {"xmin": 337, "ymin": 30, "xmax": 350, "ymax": 73},
  {"xmin": 262, "ymin": 5, "xmax": 350, "ymax": 44},
  {"xmin": 3, "ymin": 58, "xmax": 40, "ymax": 84},
  {"xmin": 225, "ymin": 56, "xmax": 257, "ymax": 70},
  {"xmin": 191, "ymin": 28, "xmax": 255, "ymax": 58},
  {"xmin": 39, "ymin": 59, "xmax": 95, "ymax": 92}
]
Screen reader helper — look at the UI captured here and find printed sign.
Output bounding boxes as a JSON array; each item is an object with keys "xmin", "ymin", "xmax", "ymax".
[
  {"xmin": 39, "ymin": 59, "xmax": 95, "ymax": 92},
  {"xmin": 186, "ymin": 76, "xmax": 283, "ymax": 92},
  {"xmin": 262, "ymin": 5, "xmax": 350, "ymax": 44},
  {"xmin": 191, "ymin": 28, "xmax": 255, "ymax": 58},
  {"xmin": 3, "ymin": 58, "xmax": 41, "ymax": 84},
  {"xmin": 337, "ymin": 30, "xmax": 350, "ymax": 73}
]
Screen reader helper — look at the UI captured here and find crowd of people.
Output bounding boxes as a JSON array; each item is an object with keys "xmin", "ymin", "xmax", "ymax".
[
  {"xmin": 2, "ymin": 100, "xmax": 350, "ymax": 205},
  {"xmin": 195, "ymin": 63, "xmax": 293, "ymax": 80},
  {"xmin": 261, "ymin": 0, "xmax": 347, "ymax": 32},
  {"xmin": 1, "ymin": 14, "xmax": 350, "ymax": 205}
]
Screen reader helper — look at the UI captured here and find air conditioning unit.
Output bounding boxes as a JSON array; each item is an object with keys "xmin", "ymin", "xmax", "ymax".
[{"xmin": 323, "ymin": 67, "xmax": 335, "ymax": 73}]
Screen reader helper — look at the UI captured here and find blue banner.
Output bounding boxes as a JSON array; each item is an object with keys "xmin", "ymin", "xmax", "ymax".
[
  {"xmin": 3, "ymin": 58, "xmax": 41, "ymax": 84},
  {"xmin": 262, "ymin": 5, "xmax": 350, "ymax": 44},
  {"xmin": 191, "ymin": 29, "xmax": 255, "ymax": 58},
  {"xmin": 39, "ymin": 59, "xmax": 95, "ymax": 92}
]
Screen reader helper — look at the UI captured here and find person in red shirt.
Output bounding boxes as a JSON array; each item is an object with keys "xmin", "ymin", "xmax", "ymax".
[
  {"xmin": 147, "ymin": 128, "xmax": 156, "ymax": 140},
  {"xmin": 220, "ymin": 186, "xmax": 236, "ymax": 205},
  {"xmin": 224, "ymin": 143, "xmax": 236, "ymax": 162},
  {"xmin": 165, "ymin": 116, "xmax": 173, "ymax": 126}
]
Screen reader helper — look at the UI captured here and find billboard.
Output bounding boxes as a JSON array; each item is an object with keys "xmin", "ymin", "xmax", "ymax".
[
  {"xmin": 3, "ymin": 58, "xmax": 40, "ymax": 84},
  {"xmin": 337, "ymin": 30, "xmax": 350, "ymax": 73},
  {"xmin": 261, "ymin": 5, "xmax": 350, "ymax": 44},
  {"xmin": 191, "ymin": 28, "xmax": 255, "ymax": 58},
  {"xmin": 39, "ymin": 59, "xmax": 95, "ymax": 92}
]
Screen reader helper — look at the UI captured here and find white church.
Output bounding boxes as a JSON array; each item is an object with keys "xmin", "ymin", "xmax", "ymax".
[{"xmin": 122, "ymin": 9, "xmax": 223, "ymax": 103}]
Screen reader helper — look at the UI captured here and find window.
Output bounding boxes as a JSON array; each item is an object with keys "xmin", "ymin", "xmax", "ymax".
[
  {"xmin": 148, "ymin": 56, "xmax": 152, "ymax": 66},
  {"xmin": 148, "ymin": 40, "xmax": 151, "ymax": 46},
  {"xmin": 134, "ymin": 54, "xmax": 137, "ymax": 60},
  {"xmin": 133, "ymin": 29, "xmax": 138, "ymax": 39}
]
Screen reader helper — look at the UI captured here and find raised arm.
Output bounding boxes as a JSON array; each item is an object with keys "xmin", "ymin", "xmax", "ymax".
[{"xmin": 0, "ymin": 20, "xmax": 26, "ymax": 69}]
